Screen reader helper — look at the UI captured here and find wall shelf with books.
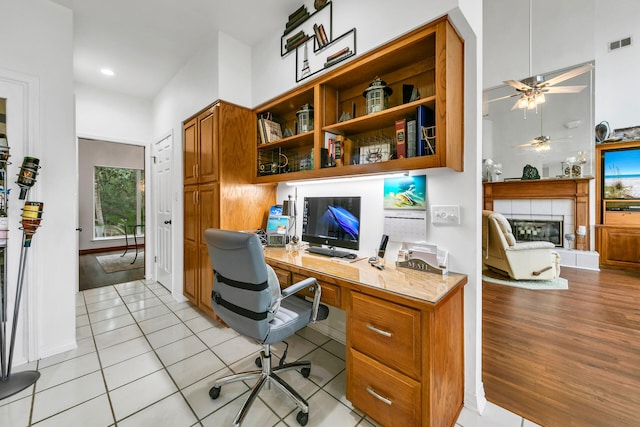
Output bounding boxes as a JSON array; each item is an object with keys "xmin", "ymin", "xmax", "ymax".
[
  {"xmin": 255, "ymin": 16, "xmax": 463, "ymax": 184},
  {"xmin": 296, "ymin": 28, "xmax": 356, "ymax": 82},
  {"xmin": 281, "ymin": 2, "xmax": 332, "ymax": 56}
]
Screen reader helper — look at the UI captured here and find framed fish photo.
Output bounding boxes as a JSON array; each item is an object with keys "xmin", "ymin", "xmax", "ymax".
[{"xmin": 383, "ymin": 175, "xmax": 427, "ymax": 210}]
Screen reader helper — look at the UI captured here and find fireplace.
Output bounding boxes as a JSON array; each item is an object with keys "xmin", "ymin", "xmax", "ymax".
[{"xmin": 507, "ymin": 218, "xmax": 563, "ymax": 247}]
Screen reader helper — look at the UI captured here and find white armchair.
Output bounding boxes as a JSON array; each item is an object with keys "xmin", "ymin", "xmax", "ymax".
[{"xmin": 482, "ymin": 210, "xmax": 560, "ymax": 280}]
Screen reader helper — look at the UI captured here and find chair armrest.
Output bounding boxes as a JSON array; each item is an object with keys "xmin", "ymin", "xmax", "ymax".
[{"xmin": 280, "ymin": 277, "xmax": 322, "ymax": 323}]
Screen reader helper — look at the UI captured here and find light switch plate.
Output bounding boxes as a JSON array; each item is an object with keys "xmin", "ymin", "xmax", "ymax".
[{"xmin": 431, "ymin": 205, "xmax": 460, "ymax": 225}]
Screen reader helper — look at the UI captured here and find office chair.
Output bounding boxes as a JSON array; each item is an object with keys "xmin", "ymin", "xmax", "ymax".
[{"xmin": 203, "ymin": 228, "xmax": 329, "ymax": 427}]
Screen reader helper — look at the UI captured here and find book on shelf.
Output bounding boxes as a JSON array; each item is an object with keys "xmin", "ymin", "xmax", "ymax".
[
  {"xmin": 407, "ymin": 120, "xmax": 417, "ymax": 158},
  {"xmin": 284, "ymin": 10, "xmax": 310, "ymax": 35},
  {"xmin": 317, "ymin": 24, "xmax": 328, "ymax": 46},
  {"xmin": 416, "ymin": 105, "xmax": 435, "ymax": 156},
  {"xmin": 326, "ymin": 47, "xmax": 349, "ymax": 61},
  {"xmin": 286, "ymin": 30, "xmax": 305, "ymax": 45},
  {"xmin": 286, "ymin": 35, "xmax": 310, "ymax": 52},
  {"xmin": 395, "ymin": 119, "xmax": 407, "ymax": 159},
  {"xmin": 313, "ymin": 24, "xmax": 328, "ymax": 48},
  {"xmin": 288, "ymin": 5, "xmax": 307, "ymax": 22},
  {"xmin": 258, "ymin": 117, "xmax": 283, "ymax": 144},
  {"xmin": 324, "ymin": 48, "xmax": 353, "ymax": 68},
  {"xmin": 335, "ymin": 135, "xmax": 352, "ymax": 166}
]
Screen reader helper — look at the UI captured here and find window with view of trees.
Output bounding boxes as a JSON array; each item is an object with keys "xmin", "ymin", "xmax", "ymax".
[{"xmin": 94, "ymin": 166, "xmax": 144, "ymax": 239}]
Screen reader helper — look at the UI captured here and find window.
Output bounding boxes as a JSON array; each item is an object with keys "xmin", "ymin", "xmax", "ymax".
[{"xmin": 94, "ymin": 166, "xmax": 144, "ymax": 239}]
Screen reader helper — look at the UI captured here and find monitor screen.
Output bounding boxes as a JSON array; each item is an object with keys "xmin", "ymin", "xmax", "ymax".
[
  {"xmin": 602, "ymin": 147, "xmax": 640, "ymax": 199},
  {"xmin": 302, "ymin": 196, "xmax": 361, "ymax": 250}
]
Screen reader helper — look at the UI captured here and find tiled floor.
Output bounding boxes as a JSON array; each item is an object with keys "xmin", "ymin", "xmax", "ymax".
[{"xmin": 1, "ymin": 279, "xmax": 539, "ymax": 427}]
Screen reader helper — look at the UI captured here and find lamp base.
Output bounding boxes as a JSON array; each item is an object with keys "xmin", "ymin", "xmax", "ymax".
[{"xmin": 0, "ymin": 370, "xmax": 40, "ymax": 400}]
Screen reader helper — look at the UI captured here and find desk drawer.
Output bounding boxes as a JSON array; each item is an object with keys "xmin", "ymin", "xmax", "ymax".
[
  {"xmin": 350, "ymin": 292, "xmax": 421, "ymax": 378},
  {"xmin": 348, "ymin": 348, "xmax": 421, "ymax": 427},
  {"xmin": 292, "ymin": 273, "xmax": 341, "ymax": 307},
  {"xmin": 270, "ymin": 265, "xmax": 292, "ymax": 287}
]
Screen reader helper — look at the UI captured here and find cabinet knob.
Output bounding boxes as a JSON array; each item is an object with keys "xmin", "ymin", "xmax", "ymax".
[{"xmin": 164, "ymin": 220, "xmax": 172, "ymax": 225}]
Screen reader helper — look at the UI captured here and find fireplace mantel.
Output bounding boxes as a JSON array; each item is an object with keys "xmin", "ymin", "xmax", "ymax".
[{"xmin": 483, "ymin": 177, "xmax": 593, "ymax": 250}]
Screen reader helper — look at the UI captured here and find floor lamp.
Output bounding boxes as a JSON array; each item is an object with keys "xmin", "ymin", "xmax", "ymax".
[{"xmin": 0, "ymin": 145, "xmax": 43, "ymax": 400}]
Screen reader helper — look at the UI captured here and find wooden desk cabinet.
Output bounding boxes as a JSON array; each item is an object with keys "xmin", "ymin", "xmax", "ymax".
[{"xmin": 264, "ymin": 248, "xmax": 466, "ymax": 427}]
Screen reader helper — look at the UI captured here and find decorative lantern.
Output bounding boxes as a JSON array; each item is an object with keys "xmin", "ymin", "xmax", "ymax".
[
  {"xmin": 296, "ymin": 103, "xmax": 314, "ymax": 134},
  {"xmin": 363, "ymin": 77, "xmax": 392, "ymax": 114},
  {"xmin": 0, "ymin": 133, "xmax": 9, "ymax": 164},
  {"xmin": 16, "ymin": 156, "xmax": 40, "ymax": 200}
]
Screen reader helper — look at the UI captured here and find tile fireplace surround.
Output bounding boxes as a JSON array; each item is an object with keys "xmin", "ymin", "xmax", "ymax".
[{"xmin": 483, "ymin": 178, "xmax": 599, "ymax": 270}]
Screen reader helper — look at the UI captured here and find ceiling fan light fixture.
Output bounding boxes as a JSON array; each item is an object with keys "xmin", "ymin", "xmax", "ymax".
[{"xmin": 534, "ymin": 92, "xmax": 545, "ymax": 104}]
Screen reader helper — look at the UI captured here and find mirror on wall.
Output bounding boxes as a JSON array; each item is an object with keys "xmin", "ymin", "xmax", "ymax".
[{"xmin": 483, "ymin": 63, "xmax": 594, "ymax": 180}]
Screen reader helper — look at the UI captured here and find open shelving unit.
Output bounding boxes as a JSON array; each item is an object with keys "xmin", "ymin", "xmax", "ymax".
[{"xmin": 254, "ymin": 15, "xmax": 464, "ymax": 184}]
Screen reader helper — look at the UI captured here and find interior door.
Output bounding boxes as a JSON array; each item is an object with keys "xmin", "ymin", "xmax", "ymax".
[{"xmin": 153, "ymin": 134, "xmax": 173, "ymax": 289}]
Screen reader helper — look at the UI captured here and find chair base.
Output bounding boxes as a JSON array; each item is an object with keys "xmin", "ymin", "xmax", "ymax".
[{"xmin": 210, "ymin": 345, "xmax": 311, "ymax": 426}]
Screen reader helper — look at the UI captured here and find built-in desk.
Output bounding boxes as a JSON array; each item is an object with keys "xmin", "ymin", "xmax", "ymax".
[{"xmin": 263, "ymin": 247, "xmax": 467, "ymax": 427}]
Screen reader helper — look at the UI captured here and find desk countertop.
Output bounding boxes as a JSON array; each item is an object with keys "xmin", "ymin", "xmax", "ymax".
[{"xmin": 263, "ymin": 247, "xmax": 467, "ymax": 304}]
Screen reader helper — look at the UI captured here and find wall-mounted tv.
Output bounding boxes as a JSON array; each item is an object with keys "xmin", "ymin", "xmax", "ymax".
[
  {"xmin": 602, "ymin": 147, "xmax": 640, "ymax": 200},
  {"xmin": 302, "ymin": 196, "xmax": 361, "ymax": 250}
]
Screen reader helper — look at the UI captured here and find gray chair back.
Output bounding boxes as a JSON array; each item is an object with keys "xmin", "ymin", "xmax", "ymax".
[{"xmin": 204, "ymin": 229, "xmax": 276, "ymax": 342}]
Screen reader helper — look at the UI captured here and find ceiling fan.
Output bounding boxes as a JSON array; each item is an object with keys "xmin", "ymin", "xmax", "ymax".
[
  {"xmin": 491, "ymin": 63, "xmax": 593, "ymax": 110},
  {"xmin": 513, "ymin": 109, "xmax": 571, "ymax": 151}
]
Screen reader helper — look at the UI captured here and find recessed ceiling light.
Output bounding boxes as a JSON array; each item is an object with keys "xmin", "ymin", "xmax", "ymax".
[{"xmin": 100, "ymin": 68, "xmax": 115, "ymax": 77}]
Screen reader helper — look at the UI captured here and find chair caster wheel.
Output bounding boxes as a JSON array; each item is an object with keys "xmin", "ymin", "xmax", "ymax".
[
  {"xmin": 296, "ymin": 410, "xmax": 309, "ymax": 426},
  {"xmin": 255, "ymin": 356, "xmax": 262, "ymax": 368},
  {"xmin": 301, "ymin": 367, "xmax": 311, "ymax": 378},
  {"xmin": 209, "ymin": 386, "xmax": 221, "ymax": 399}
]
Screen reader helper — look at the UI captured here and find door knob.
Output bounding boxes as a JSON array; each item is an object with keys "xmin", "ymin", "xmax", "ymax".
[
  {"xmin": 164, "ymin": 220, "xmax": 172, "ymax": 225},
  {"xmin": 76, "ymin": 227, "xmax": 83, "ymax": 231}
]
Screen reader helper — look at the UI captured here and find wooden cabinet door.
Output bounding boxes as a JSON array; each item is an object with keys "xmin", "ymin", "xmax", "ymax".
[
  {"xmin": 183, "ymin": 239, "xmax": 198, "ymax": 304},
  {"xmin": 183, "ymin": 186, "xmax": 199, "ymax": 304},
  {"xmin": 199, "ymin": 242, "xmax": 215, "ymax": 317},
  {"xmin": 599, "ymin": 227, "xmax": 640, "ymax": 268},
  {"xmin": 198, "ymin": 107, "xmax": 219, "ymax": 183},
  {"xmin": 183, "ymin": 117, "xmax": 198, "ymax": 186}
]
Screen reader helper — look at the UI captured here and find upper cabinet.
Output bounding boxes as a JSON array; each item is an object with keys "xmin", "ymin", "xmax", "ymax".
[{"xmin": 254, "ymin": 16, "xmax": 464, "ymax": 184}]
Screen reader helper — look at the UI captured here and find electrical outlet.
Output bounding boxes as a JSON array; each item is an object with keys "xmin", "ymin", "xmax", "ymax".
[{"xmin": 431, "ymin": 205, "xmax": 460, "ymax": 225}]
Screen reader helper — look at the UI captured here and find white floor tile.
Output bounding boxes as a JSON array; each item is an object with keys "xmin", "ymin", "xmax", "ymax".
[
  {"xmin": 103, "ymin": 351, "xmax": 163, "ymax": 390},
  {"xmin": 126, "ymin": 296, "xmax": 163, "ymax": 313},
  {"xmin": 181, "ymin": 368, "xmax": 249, "ymax": 419},
  {"xmin": 173, "ymin": 306, "xmax": 202, "ymax": 321},
  {"xmin": 76, "ymin": 324, "xmax": 92, "ymax": 340},
  {"xmin": 271, "ymin": 333, "xmax": 318, "ymax": 362},
  {"xmin": 36, "ymin": 352, "xmax": 101, "ymax": 392},
  {"xmin": 301, "ymin": 348, "xmax": 346, "ymax": 387},
  {"xmin": 109, "ymin": 370, "xmax": 178, "ymax": 421},
  {"xmin": 146, "ymin": 323, "xmax": 193, "ymax": 349},
  {"xmin": 137, "ymin": 312, "xmax": 181, "ymax": 335},
  {"xmin": 31, "ymin": 371, "xmax": 106, "ymax": 423},
  {"xmin": 211, "ymin": 335, "xmax": 262, "ymax": 366},
  {"xmin": 88, "ymin": 305, "xmax": 130, "ymax": 323},
  {"xmin": 117, "ymin": 392, "xmax": 197, "ymax": 427},
  {"xmin": 98, "ymin": 336, "xmax": 152, "ymax": 368},
  {"xmin": 76, "ymin": 313, "xmax": 90, "ymax": 327},
  {"xmin": 85, "ymin": 297, "xmax": 124, "ymax": 314},
  {"xmin": 94, "ymin": 324, "xmax": 142, "ymax": 350},
  {"xmin": 283, "ymin": 389, "xmax": 362, "ymax": 427},
  {"xmin": 155, "ymin": 335, "xmax": 208, "ymax": 367},
  {"xmin": 130, "ymin": 304, "xmax": 171, "ymax": 322},
  {"xmin": 322, "ymin": 340, "xmax": 346, "ymax": 360},
  {"xmin": 257, "ymin": 367, "xmax": 321, "ymax": 418},
  {"xmin": 0, "ymin": 395, "xmax": 32, "ymax": 427},
  {"xmin": 42, "ymin": 338, "xmax": 95, "ymax": 370},
  {"xmin": 184, "ymin": 314, "xmax": 218, "ymax": 334},
  {"xmin": 296, "ymin": 327, "xmax": 332, "ymax": 346},
  {"xmin": 197, "ymin": 324, "xmax": 239, "ymax": 348},
  {"xmin": 32, "ymin": 394, "xmax": 113, "ymax": 427},
  {"xmin": 201, "ymin": 390, "xmax": 279, "ymax": 427},
  {"xmin": 83, "ymin": 289, "xmax": 120, "ymax": 305},
  {"xmin": 166, "ymin": 350, "xmax": 226, "ymax": 389},
  {"xmin": 82, "ymin": 285, "xmax": 116, "ymax": 297},
  {"xmin": 121, "ymin": 289, "xmax": 158, "ymax": 304},
  {"xmin": 91, "ymin": 313, "xmax": 135, "ymax": 335}
]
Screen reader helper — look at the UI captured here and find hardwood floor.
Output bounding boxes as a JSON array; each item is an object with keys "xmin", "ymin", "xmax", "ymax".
[
  {"xmin": 79, "ymin": 249, "xmax": 144, "ymax": 291},
  {"xmin": 483, "ymin": 266, "xmax": 640, "ymax": 427}
]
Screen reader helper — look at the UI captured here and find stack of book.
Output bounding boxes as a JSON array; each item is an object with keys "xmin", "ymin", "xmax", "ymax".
[
  {"xmin": 324, "ymin": 47, "xmax": 353, "ymax": 68},
  {"xmin": 283, "ymin": 5, "xmax": 310, "ymax": 36},
  {"xmin": 285, "ymin": 30, "xmax": 310, "ymax": 52}
]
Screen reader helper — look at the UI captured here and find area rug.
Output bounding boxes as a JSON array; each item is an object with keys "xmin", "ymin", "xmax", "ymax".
[
  {"xmin": 96, "ymin": 252, "xmax": 144, "ymax": 273},
  {"xmin": 482, "ymin": 270, "xmax": 568, "ymax": 290}
]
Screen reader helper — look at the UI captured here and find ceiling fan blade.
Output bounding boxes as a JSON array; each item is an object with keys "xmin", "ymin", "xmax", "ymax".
[
  {"xmin": 540, "ymin": 64, "xmax": 593, "ymax": 88},
  {"xmin": 543, "ymin": 85, "xmax": 587, "ymax": 94},
  {"xmin": 513, "ymin": 142, "xmax": 534, "ymax": 148},
  {"xmin": 504, "ymin": 79, "xmax": 531, "ymax": 91},
  {"xmin": 488, "ymin": 93, "xmax": 518, "ymax": 103}
]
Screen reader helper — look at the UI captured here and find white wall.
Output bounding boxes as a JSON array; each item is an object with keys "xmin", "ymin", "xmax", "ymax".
[
  {"xmin": 77, "ymin": 139, "xmax": 145, "ymax": 251},
  {"xmin": 0, "ymin": 0, "xmax": 77, "ymax": 360},
  {"xmin": 218, "ymin": 32, "xmax": 252, "ymax": 107},
  {"xmin": 483, "ymin": 0, "xmax": 595, "ymax": 89},
  {"xmin": 75, "ymin": 83, "xmax": 152, "ymax": 144},
  {"xmin": 265, "ymin": 0, "xmax": 485, "ymax": 413},
  {"xmin": 594, "ymin": 0, "xmax": 640, "ymax": 128}
]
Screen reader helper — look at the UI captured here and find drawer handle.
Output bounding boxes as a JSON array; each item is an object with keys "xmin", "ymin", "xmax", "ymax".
[
  {"xmin": 366, "ymin": 323, "xmax": 392, "ymax": 338},
  {"xmin": 366, "ymin": 386, "xmax": 392, "ymax": 406}
]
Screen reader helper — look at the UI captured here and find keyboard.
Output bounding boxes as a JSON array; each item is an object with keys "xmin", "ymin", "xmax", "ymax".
[{"xmin": 306, "ymin": 246, "xmax": 353, "ymax": 258}]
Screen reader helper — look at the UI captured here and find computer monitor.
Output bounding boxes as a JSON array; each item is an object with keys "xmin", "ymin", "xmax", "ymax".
[
  {"xmin": 302, "ymin": 196, "xmax": 361, "ymax": 250},
  {"xmin": 266, "ymin": 215, "xmax": 289, "ymax": 234}
]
